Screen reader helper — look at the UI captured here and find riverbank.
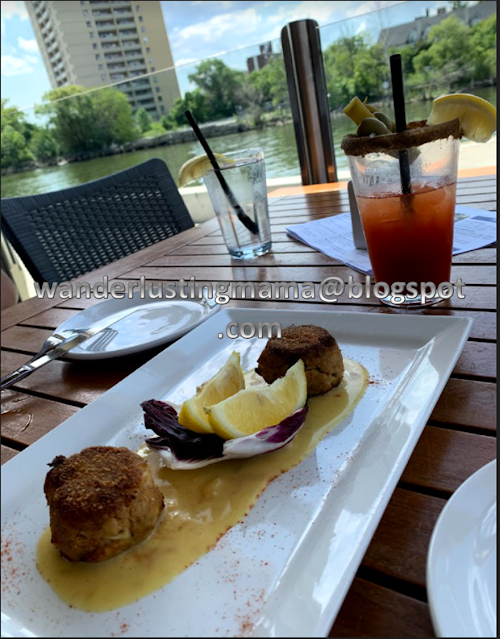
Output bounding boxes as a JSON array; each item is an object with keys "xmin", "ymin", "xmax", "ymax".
[
  {"xmin": 1, "ymin": 116, "xmax": 292, "ymax": 177},
  {"xmin": 2, "ymin": 86, "xmax": 496, "ymax": 199}
]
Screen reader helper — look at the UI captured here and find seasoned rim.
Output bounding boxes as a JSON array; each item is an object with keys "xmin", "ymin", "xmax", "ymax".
[{"xmin": 341, "ymin": 118, "xmax": 461, "ymax": 157}]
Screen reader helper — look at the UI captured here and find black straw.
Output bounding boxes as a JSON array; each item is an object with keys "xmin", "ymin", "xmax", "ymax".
[
  {"xmin": 390, "ymin": 54, "xmax": 412, "ymax": 195},
  {"xmin": 184, "ymin": 110, "xmax": 259, "ymax": 235}
]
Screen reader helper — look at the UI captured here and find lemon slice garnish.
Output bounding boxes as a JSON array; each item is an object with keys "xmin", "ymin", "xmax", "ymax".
[
  {"xmin": 178, "ymin": 153, "xmax": 230, "ymax": 187},
  {"xmin": 178, "ymin": 351, "xmax": 245, "ymax": 434},
  {"xmin": 206, "ymin": 360, "xmax": 307, "ymax": 440},
  {"xmin": 427, "ymin": 93, "xmax": 497, "ymax": 143}
]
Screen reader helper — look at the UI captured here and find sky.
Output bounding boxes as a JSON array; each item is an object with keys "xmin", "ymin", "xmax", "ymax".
[{"xmin": 1, "ymin": 0, "xmax": 454, "ymax": 112}]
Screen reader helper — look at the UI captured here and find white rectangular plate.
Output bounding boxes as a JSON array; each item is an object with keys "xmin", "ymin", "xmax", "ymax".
[{"xmin": 1, "ymin": 309, "xmax": 472, "ymax": 638}]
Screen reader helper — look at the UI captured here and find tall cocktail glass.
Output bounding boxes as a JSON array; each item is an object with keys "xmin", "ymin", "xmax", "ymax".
[{"xmin": 342, "ymin": 119, "xmax": 461, "ymax": 307}]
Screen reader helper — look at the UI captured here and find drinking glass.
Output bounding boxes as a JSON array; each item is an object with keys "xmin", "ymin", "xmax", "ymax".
[
  {"xmin": 343, "ymin": 120, "xmax": 461, "ymax": 307},
  {"xmin": 203, "ymin": 148, "xmax": 272, "ymax": 259}
]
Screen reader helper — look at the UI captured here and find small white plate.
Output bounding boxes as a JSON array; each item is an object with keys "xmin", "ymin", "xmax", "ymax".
[
  {"xmin": 57, "ymin": 286, "xmax": 220, "ymax": 360},
  {"xmin": 427, "ymin": 459, "xmax": 497, "ymax": 638}
]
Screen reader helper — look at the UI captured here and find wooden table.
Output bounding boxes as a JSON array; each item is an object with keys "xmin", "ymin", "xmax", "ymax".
[{"xmin": 1, "ymin": 171, "xmax": 496, "ymax": 637}]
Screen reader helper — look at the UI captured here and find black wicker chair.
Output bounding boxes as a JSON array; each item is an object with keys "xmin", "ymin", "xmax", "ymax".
[{"xmin": 1, "ymin": 159, "xmax": 194, "ymax": 285}]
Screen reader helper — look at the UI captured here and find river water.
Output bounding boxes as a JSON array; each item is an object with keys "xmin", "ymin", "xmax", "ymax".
[{"xmin": 1, "ymin": 87, "xmax": 496, "ymax": 198}]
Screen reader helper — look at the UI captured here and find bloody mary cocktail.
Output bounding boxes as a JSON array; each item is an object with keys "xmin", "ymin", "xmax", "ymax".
[
  {"xmin": 356, "ymin": 181, "xmax": 456, "ymax": 287},
  {"xmin": 342, "ymin": 118, "xmax": 461, "ymax": 306}
]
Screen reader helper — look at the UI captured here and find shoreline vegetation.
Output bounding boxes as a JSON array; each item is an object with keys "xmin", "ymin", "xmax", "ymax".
[
  {"xmin": 0, "ymin": 113, "xmax": 294, "ymax": 176},
  {"xmin": 1, "ymin": 14, "xmax": 496, "ymax": 177}
]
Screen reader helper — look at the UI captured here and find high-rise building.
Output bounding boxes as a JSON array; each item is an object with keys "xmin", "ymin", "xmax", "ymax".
[{"xmin": 26, "ymin": 0, "xmax": 180, "ymax": 119}]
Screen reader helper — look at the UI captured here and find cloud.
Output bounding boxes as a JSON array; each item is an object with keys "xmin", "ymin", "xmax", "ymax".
[
  {"xmin": 290, "ymin": 1, "xmax": 342, "ymax": 24},
  {"xmin": 191, "ymin": 0, "xmax": 234, "ymax": 6},
  {"xmin": 1, "ymin": 1, "xmax": 28, "ymax": 20},
  {"xmin": 346, "ymin": 1, "xmax": 404, "ymax": 18},
  {"xmin": 2, "ymin": 0, "xmax": 29, "ymax": 40},
  {"xmin": 174, "ymin": 57, "xmax": 198, "ymax": 66},
  {"xmin": 174, "ymin": 7, "xmax": 261, "ymax": 43},
  {"xmin": 356, "ymin": 20, "xmax": 367, "ymax": 34},
  {"xmin": 1, "ymin": 54, "xmax": 35, "ymax": 77},
  {"xmin": 17, "ymin": 36, "xmax": 39, "ymax": 53},
  {"xmin": 191, "ymin": 0, "xmax": 234, "ymax": 5}
]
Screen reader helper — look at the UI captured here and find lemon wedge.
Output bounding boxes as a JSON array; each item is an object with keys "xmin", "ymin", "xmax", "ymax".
[
  {"xmin": 178, "ymin": 351, "xmax": 245, "ymax": 434},
  {"xmin": 178, "ymin": 153, "xmax": 229, "ymax": 187},
  {"xmin": 206, "ymin": 360, "xmax": 307, "ymax": 440},
  {"xmin": 427, "ymin": 93, "xmax": 497, "ymax": 143}
]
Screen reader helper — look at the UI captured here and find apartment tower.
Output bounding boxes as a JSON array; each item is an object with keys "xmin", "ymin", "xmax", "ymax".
[{"xmin": 26, "ymin": 0, "xmax": 180, "ymax": 119}]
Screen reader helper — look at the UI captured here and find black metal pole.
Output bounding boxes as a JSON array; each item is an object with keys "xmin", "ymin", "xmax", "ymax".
[{"xmin": 281, "ymin": 19, "xmax": 337, "ymax": 185}]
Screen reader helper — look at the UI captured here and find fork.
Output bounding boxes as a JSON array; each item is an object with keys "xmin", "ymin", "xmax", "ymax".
[{"xmin": 85, "ymin": 328, "xmax": 118, "ymax": 353}]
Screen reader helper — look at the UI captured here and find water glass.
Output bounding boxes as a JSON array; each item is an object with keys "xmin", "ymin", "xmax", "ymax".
[{"xmin": 203, "ymin": 148, "xmax": 272, "ymax": 259}]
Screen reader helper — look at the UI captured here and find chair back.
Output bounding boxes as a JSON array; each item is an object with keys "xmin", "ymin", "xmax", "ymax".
[{"xmin": 1, "ymin": 158, "xmax": 193, "ymax": 285}]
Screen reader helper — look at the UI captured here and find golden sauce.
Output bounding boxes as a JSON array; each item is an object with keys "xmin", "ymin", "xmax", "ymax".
[{"xmin": 36, "ymin": 360, "xmax": 368, "ymax": 612}]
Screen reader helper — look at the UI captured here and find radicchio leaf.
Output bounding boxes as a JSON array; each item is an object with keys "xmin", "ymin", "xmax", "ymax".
[
  {"xmin": 142, "ymin": 399, "xmax": 224, "ymax": 465},
  {"xmin": 141, "ymin": 399, "xmax": 308, "ymax": 470}
]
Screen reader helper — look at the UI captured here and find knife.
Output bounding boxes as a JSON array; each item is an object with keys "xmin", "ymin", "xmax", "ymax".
[{"xmin": 1, "ymin": 308, "xmax": 139, "ymax": 391}]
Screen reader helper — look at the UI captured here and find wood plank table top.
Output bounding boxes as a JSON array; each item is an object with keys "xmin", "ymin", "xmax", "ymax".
[{"xmin": 1, "ymin": 172, "xmax": 496, "ymax": 637}]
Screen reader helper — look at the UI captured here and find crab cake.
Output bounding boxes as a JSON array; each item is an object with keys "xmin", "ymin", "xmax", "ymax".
[
  {"xmin": 44, "ymin": 446, "xmax": 164, "ymax": 563},
  {"xmin": 256, "ymin": 325, "xmax": 344, "ymax": 396}
]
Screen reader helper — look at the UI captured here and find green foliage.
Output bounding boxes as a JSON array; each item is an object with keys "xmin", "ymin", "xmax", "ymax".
[
  {"xmin": 469, "ymin": 14, "xmax": 497, "ymax": 81},
  {"xmin": 135, "ymin": 107, "xmax": 153, "ymax": 134},
  {"xmin": 414, "ymin": 15, "xmax": 472, "ymax": 75},
  {"xmin": 30, "ymin": 128, "xmax": 59, "ymax": 162},
  {"xmin": 404, "ymin": 14, "xmax": 496, "ymax": 95},
  {"xmin": 1, "ymin": 99, "xmax": 31, "ymax": 139},
  {"xmin": 166, "ymin": 89, "xmax": 210, "ymax": 127},
  {"xmin": 324, "ymin": 36, "xmax": 389, "ymax": 109},
  {"xmin": 143, "ymin": 121, "xmax": 167, "ymax": 138},
  {"xmin": 236, "ymin": 82, "xmax": 265, "ymax": 127},
  {"xmin": 91, "ymin": 88, "xmax": 137, "ymax": 146},
  {"xmin": 36, "ymin": 85, "xmax": 136, "ymax": 155},
  {"xmin": 248, "ymin": 58, "xmax": 288, "ymax": 107},
  {"xmin": 1, "ymin": 125, "xmax": 33, "ymax": 169},
  {"xmin": 35, "ymin": 86, "xmax": 95, "ymax": 154},
  {"xmin": 1, "ymin": 100, "xmax": 34, "ymax": 169},
  {"xmin": 188, "ymin": 59, "xmax": 245, "ymax": 120},
  {"xmin": 324, "ymin": 12, "xmax": 496, "ymax": 107}
]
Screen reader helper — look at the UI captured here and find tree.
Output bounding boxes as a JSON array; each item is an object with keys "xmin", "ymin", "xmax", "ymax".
[
  {"xmin": 37, "ymin": 85, "xmax": 136, "ymax": 155},
  {"xmin": 236, "ymin": 82, "xmax": 265, "ymax": 127},
  {"xmin": 323, "ymin": 36, "xmax": 389, "ymax": 109},
  {"xmin": 1, "ymin": 99, "xmax": 34, "ymax": 140},
  {"xmin": 135, "ymin": 107, "xmax": 152, "ymax": 134},
  {"xmin": 188, "ymin": 59, "xmax": 245, "ymax": 120},
  {"xmin": 165, "ymin": 89, "xmax": 210, "ymax": 127},
  {"xmin": 469, "ymin": 14, "xmax": 497, "ymax": 82},
  {"xmin": 449, "ymin": 1, "xmax": 468, "ymax": 9},
  {"xmin": 36, "ymin": 86, "xmax": 95, "ymax": 154},
  {"xmin": 91, "ymin": 88, "xmax": 137, "ymax": 146},
  {"xmin": 1, "ymin": 100, "xmax": 35, "ymax": 169},
  {"xmin": 248, "ymin": 58, "xmax": 288, "ymax": 108},
  {"xmin": 1, "ymin": 125, "xmax": 33, "ymax": 169},
  {"xmin": 412, "ymin": 15, "xmax": 473, "ymax": 89},
  {"xmin": 30, "ymin": 128, "xmax": 59, "ymax": 162}
]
